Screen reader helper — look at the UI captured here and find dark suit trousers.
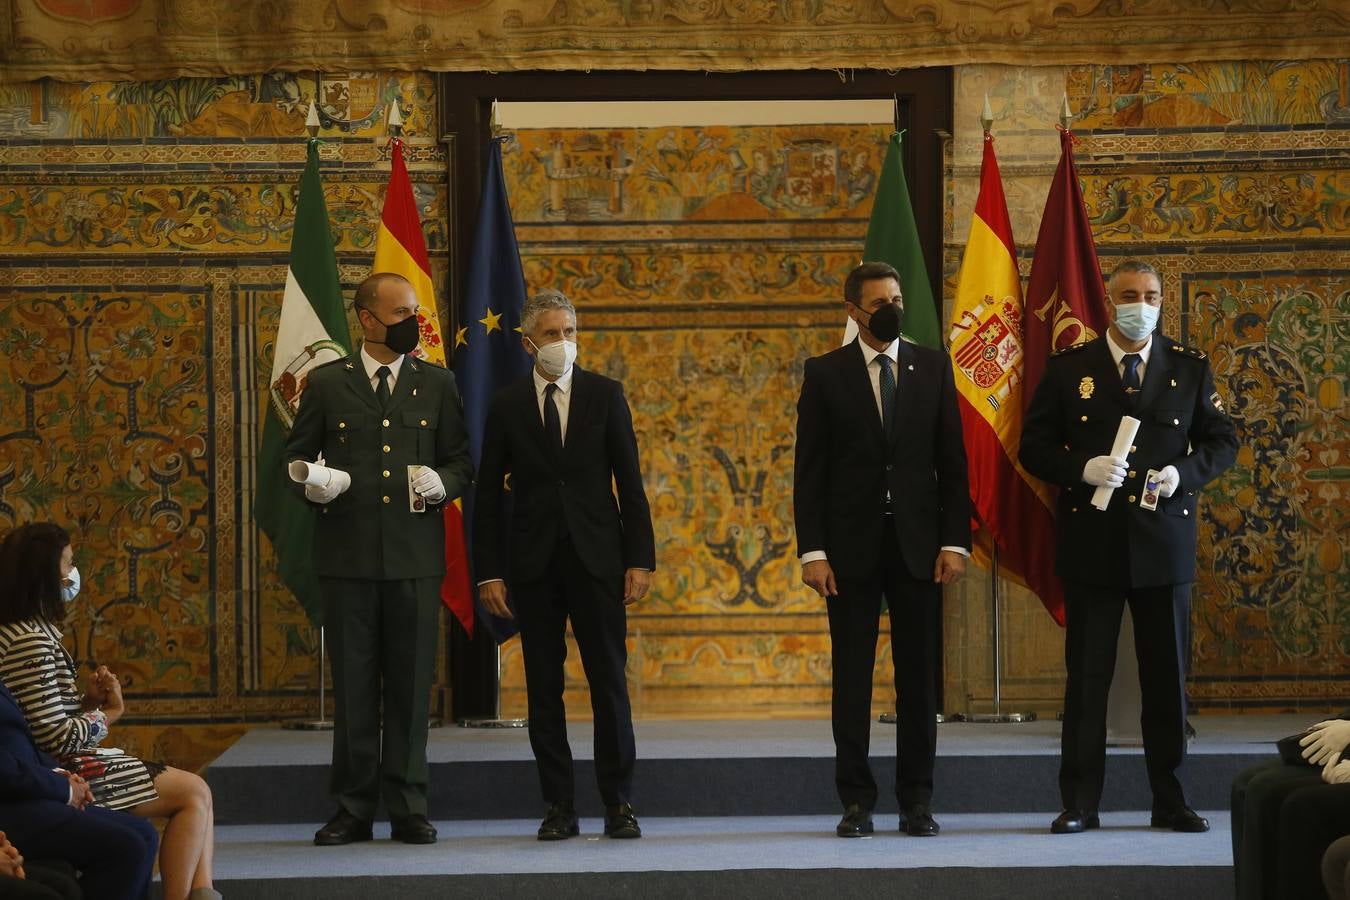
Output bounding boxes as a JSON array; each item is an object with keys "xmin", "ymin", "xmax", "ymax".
[
  {"xmin": 1060, "ymin": 580, "xmax": 1189, "ymax": 813},
  {"xmin": 1232, "ymin": 760, "xmax": 1327, "ymax": 900},
  {"xmin": 826, "ymin": 522, "xmax": 940, "ymax": 812},
  {"xmin": 515, "ymin": 535, "xmax": 635, "ymax": 807},
  {"xmin": 321, "ymin": 576, "xmax": 441, "ymax": 822},
  {"xmin": 1, "ymin": 803, "xmax": 157, "ymax": 900}
]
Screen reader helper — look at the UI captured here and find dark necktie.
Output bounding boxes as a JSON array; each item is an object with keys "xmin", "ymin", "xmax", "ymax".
[
  {"xmin": 543, "ymin": 383, "xmax": 563, "ymax": 455},
  {"xmin": 375, "ymin": 365, "xmax": 391, "ymax": 409},
  {"xmin": 877, "ymin": 354, "xmax": 895, "ymax": 440},
  {"xmin": 1121, "ymin": 353, "xmax": 1142, "ymax": 398}
]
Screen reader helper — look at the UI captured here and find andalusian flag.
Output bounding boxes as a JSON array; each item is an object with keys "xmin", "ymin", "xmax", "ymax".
[
  {"xmin": 948, "ymin": 132, "xmax": 1063, "ymax": 624},
  {"xmin": 256, "ymin": 138, "xmax": 352, "ymax": 625},
  {"xmin": 372, "ymin": 136, "xmax": 473, "ymax": 628},
  {"xmin": 847, "ymin": 130, "xmax": 941, "ymax": 349}
]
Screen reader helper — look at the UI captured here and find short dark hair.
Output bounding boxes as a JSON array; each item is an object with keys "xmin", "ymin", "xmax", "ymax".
[
  {"xmin": 844, "ymin": 261, "xmax": 902, "ymax": 305},
  {"xmin": 0, "ymin": 522, "xmax": 70, "ymax": 626},
  {"xmin": 353, "ymin": 272, "xmax": 413, "ymax": 313},
  {"xmin": 1110, "ymin": 258, "xmax": 1162, "ymax": 285}
]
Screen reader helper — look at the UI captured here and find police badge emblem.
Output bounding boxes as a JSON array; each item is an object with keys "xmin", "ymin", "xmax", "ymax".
[{"xmin": 1079, "ymin": 377, "xmax": 1094, "ymax": 399}]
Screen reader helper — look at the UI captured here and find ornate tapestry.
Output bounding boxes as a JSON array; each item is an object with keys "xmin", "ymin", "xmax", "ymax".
[{"xmin": 2, "ymin": 0, "xmax": 1349, "ymax": 82}]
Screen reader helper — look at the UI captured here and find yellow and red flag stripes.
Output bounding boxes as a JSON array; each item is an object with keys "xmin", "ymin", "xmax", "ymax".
[
  {"xmin": 372, "ymin": 137, "xmax": 473, "ymax": 632},
  {"xmin": 949, "ymin": 133, "xmax": 1065, "ymax": 625}
]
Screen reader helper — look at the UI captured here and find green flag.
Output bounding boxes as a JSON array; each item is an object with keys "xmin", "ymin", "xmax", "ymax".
[
  {"xmin": 862, "ymin": 131, "xmax": 940, "ymax": 349},
  {"xmin": 254, "ymin": 139, "xmax": 352, "ymax": 625}
]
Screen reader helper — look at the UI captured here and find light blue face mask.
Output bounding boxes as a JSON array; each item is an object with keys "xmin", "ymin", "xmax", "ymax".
[
  {"xmin": 1114, "ymin": 302, "xmax": 1160, "ymax": 341},
  {"xmin": 61, "ymin": 566, "xmax": 81, "ymax": 603}
]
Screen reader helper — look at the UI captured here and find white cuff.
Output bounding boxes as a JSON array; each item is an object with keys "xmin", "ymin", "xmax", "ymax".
[
  {"xmin": 940, "ymin": 546, "xmax": 971, "ymax": 557},
  {"xmin": 800, "ymin": 550, "xmax": 828, "ymax": 565}
]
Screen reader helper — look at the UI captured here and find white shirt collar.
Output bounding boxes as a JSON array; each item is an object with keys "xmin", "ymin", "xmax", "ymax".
[
  {"xmin": 857, "ymin": 338, "xmax": 899, "ymax": 368},
  {"xmin": 532, "ymin": 365, "xmax": 574, "ymax": 396},
  {"xmin": 1105, "ymin": 330, "xmax": 1152, "ymax": 368},
  {"xmin": 359, "ymin": 344, "xmax": 406, "ymax": 381}
]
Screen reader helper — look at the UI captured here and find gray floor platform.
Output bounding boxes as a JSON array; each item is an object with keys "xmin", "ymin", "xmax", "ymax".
[
  {"xmin": 206, "ymin": 715, "xmax": 1299, "ymax": 823},
  {"xmin": 211, "ymin": 813, "xmax": 1237, "ymax": 899}
]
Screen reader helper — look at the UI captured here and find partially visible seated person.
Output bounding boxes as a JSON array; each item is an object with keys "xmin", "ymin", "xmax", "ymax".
[
  {"xmin": 0, "ymin": 678, "xmax": 157, "ymax": 900},
  {"xmin": 0, "ymin": 523, "xmax": 218, "ymax": 900},
  {"xmin": 1324, "ymin": 834, "xmax": 1350, "ymax": 900},
  {"xmin": 1231, "ymin": 712, "xmax": 1350, "ymax": 900}
]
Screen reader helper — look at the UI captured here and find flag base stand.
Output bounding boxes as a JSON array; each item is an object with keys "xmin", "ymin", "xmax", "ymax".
[
  {"xmin": 458, "ymin": 644, "xmax": 527, "ymax": 728},
  {"xmin": 879, "ymin": 713, "xmax": 963, "ymax": 724},
  {"xmin": 964, "ymin": 548, "xmax": 1037, "ymax": 725},
  {"xmin": 284, "ymin": 625, "xmax": 334, "ymax": 731},
  {"xmin": 967, "ymin": 711, "xmax": 1037, "ymax": 723}
]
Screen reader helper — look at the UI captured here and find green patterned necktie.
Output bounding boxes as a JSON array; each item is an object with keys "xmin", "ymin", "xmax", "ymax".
[{"xmin": 877, "ymin": 354, "xmax": 895, "ymax": 439}]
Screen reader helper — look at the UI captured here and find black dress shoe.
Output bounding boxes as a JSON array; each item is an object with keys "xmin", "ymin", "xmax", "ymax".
[
  {"xmin": 391, "ymin": 813, "xmax": 438, "ymax": 844},
  {"xmin": 901, "ymin": 805, "xmax": 940, "ymax": 836},
  {"xmin": 604, "ymin": 803, "xmax": 642, "ymax": 839},
  {"xmin": 538, "ymin": 802, "xmax": 580, "ymax": 841},
  {"xmin": 1050, "ymin": 809, "xmax": 1100, "ymax": 834},
  {"xmin": 1151, "ymin": 806, "xmax": 1209, "ymax": 833},
  {"xmin": 836, "ymin": 804, "xmax": 874, "ymax": 837},
  {"xmin": 314, "ymin": 809, "xmax": 373, "ymax": 846}
]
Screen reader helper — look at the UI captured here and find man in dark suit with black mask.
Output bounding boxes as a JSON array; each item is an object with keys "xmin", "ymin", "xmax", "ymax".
[
  {"xmin": 794, "ymin": 260, "xmax": 971, "ymax": 839},
  {"xmin": 474, "ymin": 288, "xmax": 655, "ymax": 842},
  {"xmin": 1020, "ymin": 258, "xmax": 1237, "ymax": 835}
]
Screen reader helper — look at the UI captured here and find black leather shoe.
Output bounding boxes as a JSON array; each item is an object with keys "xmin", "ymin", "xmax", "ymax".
[
  {"xmin": 836, "ymin": 804, "xmax": 874, "ymax": 837},
  {"xmin": 314, "ymin": 809, "xmax": 373, "ymax": 846},
  {"xmin": 538, "ymin": 802, "xmax": 580, "ymax": 841},
  {"xmin": 901, "ymin": 805, "xmax": 940, "ymax": 836},
  {"xmin": 1151, "ymin": 806, "xmax": 1209, "ymax": 833},
  {"xmin": 391, "ymin": 813, "xmax": 437, "ymax": 844},
  {"xmin": 604, "ymin": 803, "xmax": 641, "ymax": 839},
  {"xmin": 1050, "ymin": 809, "xmax": 1100, "ymax": 834}
]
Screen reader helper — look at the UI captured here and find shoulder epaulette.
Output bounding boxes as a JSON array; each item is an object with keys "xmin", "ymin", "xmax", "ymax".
[
  {"xmin": 314, "ymin": 356, "xmax": 351, "ymax": 372},
  {"xmin": 1168, "ymin": 344, "xmax": 1207, "ymax": 361},
  {"xmin": 409, "ymin": 355, "xmax": 446, "ymax": 370},
  {"xmin": 1051, "ymin": 341, "xmax": 1090, "ymax": 357}
]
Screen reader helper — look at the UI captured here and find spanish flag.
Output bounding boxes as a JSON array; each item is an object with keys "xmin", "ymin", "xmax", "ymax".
[
  {"xmin": 949, "ymin": 131, "xmax": 1065, "ymax": 625},
  {"xmin": 372, "ymin": 137, "xmax": 474, "ymax": 633}
]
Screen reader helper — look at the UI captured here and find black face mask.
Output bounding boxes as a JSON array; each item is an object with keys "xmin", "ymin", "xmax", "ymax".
[
  {"xmin": 365, "ymin": 309, "xmax": 420, "ymax": 355},
  {"xmin": 854, "ymin": 302, "xmax": 902, "ymax": 343}
]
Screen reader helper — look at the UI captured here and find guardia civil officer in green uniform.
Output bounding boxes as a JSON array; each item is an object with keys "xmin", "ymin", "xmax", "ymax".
[
  {"xmin": 285, "ymin": 272, "xmax": 472, "ymax": 847},
  {"xmin": 1020, "ymin": 259, "xmax": 1237, "ymax": 837}
]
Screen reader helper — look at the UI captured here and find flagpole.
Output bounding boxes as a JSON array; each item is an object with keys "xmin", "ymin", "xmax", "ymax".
[
  {"xmin": 278, "ymin": 99, "xmax": 337, "ymax": 734},
  {"xmin": 458, "ymin": 642, "xmax": 526, "ymax": 728}
]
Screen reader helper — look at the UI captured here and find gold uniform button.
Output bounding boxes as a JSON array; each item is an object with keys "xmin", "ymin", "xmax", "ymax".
[
  {"xmin": 382, "ymin": 496, "xmax": 391, "ymax": 504},
  {"xmin": 1071, "ymin": 507, "xmax": 1078, "ymax": 513},
  {"xmin": 1080, "ymin": 415, "xmax": 1088, "ymax": 422},
  {"xmin": 339, "ymin": 422, "xmax": 347, "ymax": 429},
  {"xmin": 420, "ymin": 419, "xmax": 428, "ymax": 427},
  {"xmin": 1130, "ymin": 444, "xmax": 1138, "ymax": 453},
  {"xmin": 382, "ymin": 470, "xmax": 391, "ymax": 478},
  {"xmin": 383, "ymin": 444, "xmax": 391, "ymax": 453},
  {"xmin": 1183, "ymin": 508, "xmax": 1190, "ymax": 516},
  {"xmin": 1128, "ymin": 494, "xmax": 1137, "ymax": 503},
  {"xmin": 1172, "ymin": 418, "xmax": 1180, "ymax": 425},
  {"xmin": 382, "ymin": 418, "xmax": 390, "ymax": 427},
  {"xmin": 1128, "ymin": 470, "xmax": 1137, "ymax": 478}
]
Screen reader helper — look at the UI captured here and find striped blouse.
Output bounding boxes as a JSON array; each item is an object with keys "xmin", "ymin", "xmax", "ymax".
[{"xmin": 0, "ymin": 619, "xmax": 109, "ymax": 753}]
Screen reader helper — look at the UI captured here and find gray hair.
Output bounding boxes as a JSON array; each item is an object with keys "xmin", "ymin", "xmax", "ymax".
[
  {"xmin": 521, "ymin": 289, "xmax": 576, "ymax": 334},
  {"xmin": 1110, "ymin": 258, "xmax": 1162, "ymax": 286}
]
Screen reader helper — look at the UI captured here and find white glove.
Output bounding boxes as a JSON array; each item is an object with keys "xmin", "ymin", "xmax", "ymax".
[
  {"xmin": 1301, "ymin": 719, "xmax": 1350, "ymax": 766},
  {"xmin": 1082, "ymin": 455, "xmax": 1127, "ymax": 488},
  {"xmin": 301, "ymin": 453, "xmax": 348, "ymax": 505},
  {"xmin": 1156, "ymin": 465, "xmax": 1180, "ymax": 498},
  {"xmin": 411, "ymin": 467, "xmax": 446, "ymax": 503},
  {"xmin": 1322, "ymin": 756, "xmax": 1350, "ymax": 785}
]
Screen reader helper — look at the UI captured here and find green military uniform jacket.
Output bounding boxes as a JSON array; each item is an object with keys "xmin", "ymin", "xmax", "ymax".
[{"xmin": 284, "ymin": 348, "xmax": 473, "ymax": 581}]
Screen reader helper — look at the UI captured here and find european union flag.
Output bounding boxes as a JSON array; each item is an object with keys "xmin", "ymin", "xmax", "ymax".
[{"xmin": 455, "ymin": 137, "xmax": 532, "ymax": 642}]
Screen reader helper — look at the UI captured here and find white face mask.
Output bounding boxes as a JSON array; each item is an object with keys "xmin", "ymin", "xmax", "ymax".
[
  {"xmin": 62, "ymin": 566, "xmax": 81, "ymax": 603},
  {"xmin": 1113, "ymin": 301, "xmax": 1160, "ymax": 341},
  {"xmin": 529, "ymin": 338, "xmax": 577, "ymax": 378}
]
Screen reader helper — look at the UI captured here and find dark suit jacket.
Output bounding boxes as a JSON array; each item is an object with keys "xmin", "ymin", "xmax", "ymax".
[
  {"xmin": 0, "ymin": 680, "xmax": 72, "ymax": 833},
  {"xmin": 1019, "ymin": 335, "xmax": 1238, "ymax": 588},
  {"xmin": 473, "ymin": 367, "xmax": 655, "ymax": 584},
  {"xmin": 794, "ymin": 338, "xmax": 971, "ymax": 581},
  {"xmin": 285, "ymin": 349, "xmax": 473, "ymax": 580}
]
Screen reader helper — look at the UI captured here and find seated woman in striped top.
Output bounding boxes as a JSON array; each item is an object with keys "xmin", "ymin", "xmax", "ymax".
[{"xmin": 0, "ymin": 522, "xmax": 219, "ymax": 900}]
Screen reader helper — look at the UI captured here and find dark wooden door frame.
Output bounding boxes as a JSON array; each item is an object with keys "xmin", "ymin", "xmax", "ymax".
[
  {"xmin": 436, "ymin": 68, "xmax": 953, "ymax": 721},
  {"xmin": 438, "ymin": 68, "xmax": 953, "ymax": 336}
]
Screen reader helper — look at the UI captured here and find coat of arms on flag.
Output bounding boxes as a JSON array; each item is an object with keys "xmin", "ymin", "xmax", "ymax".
[{"xmin": 950, "ymin": 296, "xmax": 1023, "ymax": 410}]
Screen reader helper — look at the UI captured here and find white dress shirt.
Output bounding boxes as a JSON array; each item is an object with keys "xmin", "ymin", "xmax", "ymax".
[
  {"xmin": 1105, "ymin": 330, "xmax": 1153, "ymax": 383},
  {"xmin": 533, "ymin": 365, "xmax": 574, "ymax": 445},
  {"xmin": 360, "ymin": 344, "xmax": 405, "ymax": 394}
]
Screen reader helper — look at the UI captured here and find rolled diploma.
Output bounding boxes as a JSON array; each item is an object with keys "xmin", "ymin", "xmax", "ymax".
[
  {"xmin": 288, "ymin": 460, "xmax": 351, "ymax": 494},
  {"xmin": 1090, "ymin": 415, "xmax": 1141, "ymax": 511}
]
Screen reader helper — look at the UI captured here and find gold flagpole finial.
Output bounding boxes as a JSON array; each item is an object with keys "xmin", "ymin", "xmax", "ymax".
[
  {"xmin": 980, "ymin": 93, "xmax": 994, "ymax": 133},
  {"xmin": 305, "ymin": 100, "xmax": 321, "ymax": 139},
  {"xmin": 1059, "ymin": 93, "xmax": 1074, "ymax": 131}
]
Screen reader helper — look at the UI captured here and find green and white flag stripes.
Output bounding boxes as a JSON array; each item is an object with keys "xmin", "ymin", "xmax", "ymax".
[{"xmin": 254, "ymin": 138, "xmax": 352, "ymax": 625}]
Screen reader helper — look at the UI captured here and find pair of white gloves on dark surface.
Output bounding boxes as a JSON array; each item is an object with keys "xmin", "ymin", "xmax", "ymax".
[{"xmin": 1301, "ymin": 719, "xmax": 1350, "ymax": 785}]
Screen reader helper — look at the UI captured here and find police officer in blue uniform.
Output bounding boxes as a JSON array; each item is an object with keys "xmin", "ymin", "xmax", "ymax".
[{"xmin": 1020, "ymin": 259, "xmax": 1238, "ymax": 835}]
